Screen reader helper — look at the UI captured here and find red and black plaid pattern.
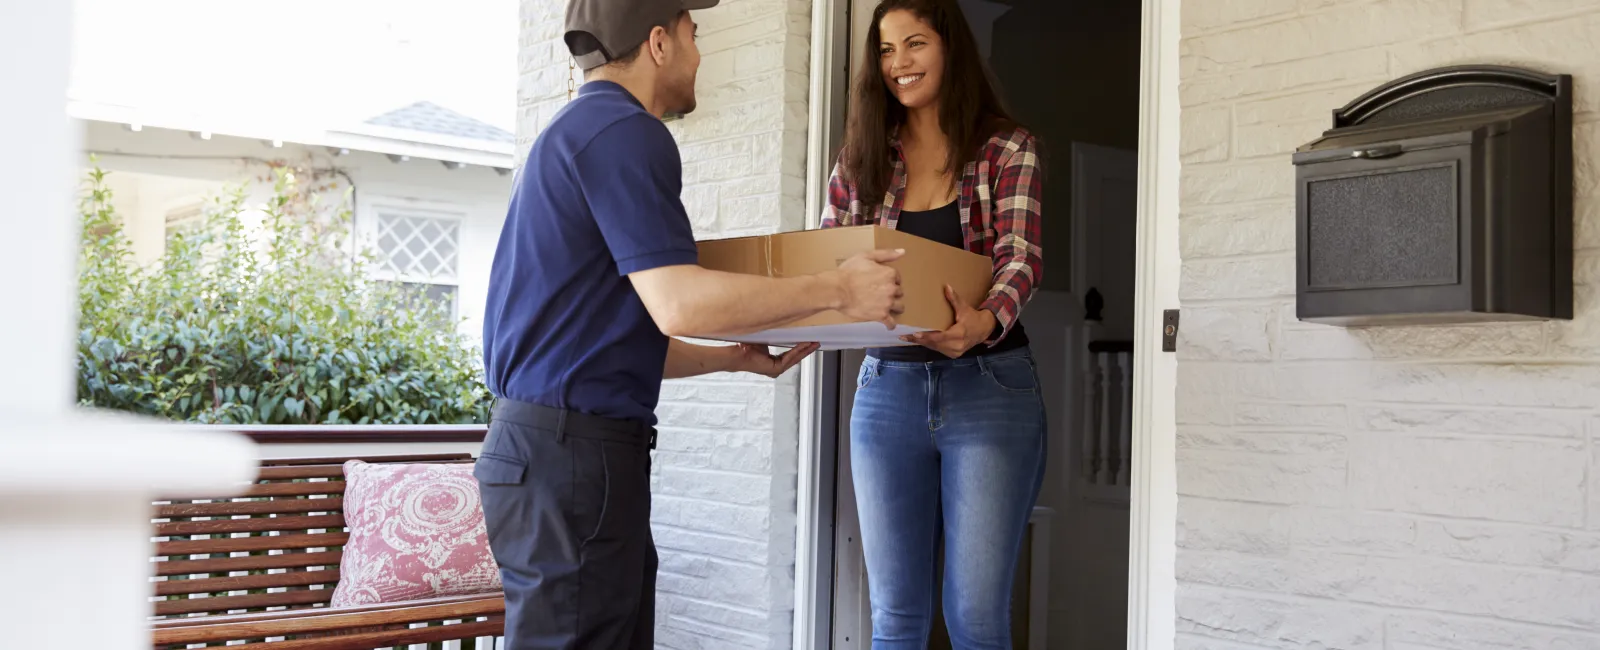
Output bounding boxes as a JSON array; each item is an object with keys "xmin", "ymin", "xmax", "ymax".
[{"xmin": 821, "ymin": 128, "xmax": 1044, "ymax": 345}]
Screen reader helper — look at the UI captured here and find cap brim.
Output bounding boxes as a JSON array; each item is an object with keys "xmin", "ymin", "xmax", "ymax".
[{"xmin": 682, "ymin": 0, "xmax": 719, "ymax": 9}]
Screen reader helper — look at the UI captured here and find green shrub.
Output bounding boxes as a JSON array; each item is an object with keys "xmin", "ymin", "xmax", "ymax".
[{"xmin": 76, "ymin": 161, "xmax": 492, "ymax": 424}]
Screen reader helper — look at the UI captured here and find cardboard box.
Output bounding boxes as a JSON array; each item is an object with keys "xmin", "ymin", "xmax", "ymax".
[{"xmin": 692, "ymin": 225, "xmax": 993, "ymax": 350}]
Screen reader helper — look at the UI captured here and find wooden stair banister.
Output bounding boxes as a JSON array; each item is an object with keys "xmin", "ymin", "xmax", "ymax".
[{"xmin": 1080, "ymin": 339, "xmax": 1135, "ymax": 500}]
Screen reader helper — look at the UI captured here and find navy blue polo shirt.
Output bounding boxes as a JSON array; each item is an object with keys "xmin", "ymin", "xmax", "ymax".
[{"xmin": 482, "ymin": 81, "xmax": 698, "ymax": 425}]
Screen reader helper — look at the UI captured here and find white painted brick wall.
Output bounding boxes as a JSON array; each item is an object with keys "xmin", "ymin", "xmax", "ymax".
[
  {"xmin": 518, "ymin": 1, "xmax": 811, "ymax": 647},
  {"xmin": 1179, "ymin": 1, "xmax": 1600, "ymax": 647}
]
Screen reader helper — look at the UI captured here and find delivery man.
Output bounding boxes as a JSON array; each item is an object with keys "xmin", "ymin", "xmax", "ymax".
[{"xmin": 475, "ymin": 0, "xmax": 906, "ymax": 648}]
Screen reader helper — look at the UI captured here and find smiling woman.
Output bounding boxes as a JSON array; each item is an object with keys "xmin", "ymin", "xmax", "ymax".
[
  {"xmin": 817, "ymin": 0, "xmax": 1048, "ymax": 647},
  {"xmin": 836, "ymin": 0, "xmax": 1019, "ymax": 213}
]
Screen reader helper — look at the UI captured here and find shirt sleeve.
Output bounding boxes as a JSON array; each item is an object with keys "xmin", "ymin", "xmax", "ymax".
[
  {"xmin": 819, "ymin": 159, "xmax": 854, "ymax": 229},
  {"xmin": 573, "ymin": 114, "xmax": 699, "ymax": 275},
  {"xmin": 979, "ymin": 132, "xmax": 1045, "ymax": 345}
]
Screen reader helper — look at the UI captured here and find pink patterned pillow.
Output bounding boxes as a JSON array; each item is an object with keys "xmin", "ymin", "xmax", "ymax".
[{"xmin": 329, "ymin": 460, "xmax": 502, "ymax": 607}]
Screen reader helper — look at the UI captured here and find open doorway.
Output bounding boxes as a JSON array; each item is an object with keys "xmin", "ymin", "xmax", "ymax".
[{"xmin": 820, "ymin": 1, "xmax": 1146, "ymax": 648}]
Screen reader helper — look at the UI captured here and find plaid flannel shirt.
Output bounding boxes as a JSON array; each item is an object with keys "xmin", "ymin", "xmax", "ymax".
[{"xmin": 820, "ymin": 127, "xmax": 1044, "ymax": 345}]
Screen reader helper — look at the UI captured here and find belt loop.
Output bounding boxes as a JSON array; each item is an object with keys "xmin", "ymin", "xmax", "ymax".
[
  {"xmin": 556, "ymin": 409, "xmax": 568, "ymax": 443},
  {"xmin": 976, "ymin": 354, "xmax": 990, "ymax": 375}
]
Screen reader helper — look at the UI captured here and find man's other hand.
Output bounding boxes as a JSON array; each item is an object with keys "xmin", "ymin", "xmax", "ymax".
[{"xmin": 731, "ymin": 342, "xmax": 820, "ymax": 378}]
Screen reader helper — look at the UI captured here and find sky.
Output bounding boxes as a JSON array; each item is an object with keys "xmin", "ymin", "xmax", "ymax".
[{"xmin": 68, "ymin": 0, "xmax": 518, "ymax": 132}]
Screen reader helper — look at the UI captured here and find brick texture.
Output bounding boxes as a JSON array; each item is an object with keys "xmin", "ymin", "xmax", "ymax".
[
  {"xmin": 1179, "ymin": 0, "xmax": 1600, "ymax": 646},
  {"xmin": 518, "ymin": 1, "xmax": 810, "ymax": 647}
]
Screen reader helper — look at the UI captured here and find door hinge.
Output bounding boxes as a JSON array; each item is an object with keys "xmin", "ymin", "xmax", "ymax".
[{"xmin": 1162, "ymin": 309, "xmax": 1179, "ymax": 352}]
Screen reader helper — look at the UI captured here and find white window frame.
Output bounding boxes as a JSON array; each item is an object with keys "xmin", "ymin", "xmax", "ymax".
[
  {"xmin": 163, "ymin": 201, "xmax": 205, "ymax": 238},
  {"xmin": 358, "ymin": 196, "xmax": 466, "ymax": 321},
  {"xmin": 160, "ymin": 197, "xmax": 224, "ymax": 263}
]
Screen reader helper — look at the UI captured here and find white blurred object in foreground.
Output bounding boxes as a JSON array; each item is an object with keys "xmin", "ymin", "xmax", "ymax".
[{"xmin": 0, "ymin": 0, "xmax": 258, "ymax": 647}]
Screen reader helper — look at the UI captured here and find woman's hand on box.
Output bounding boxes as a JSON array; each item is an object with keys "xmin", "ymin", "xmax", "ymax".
[{"xmin": 902, "ymin": 285, "xmax": 996, "ymax": 359}]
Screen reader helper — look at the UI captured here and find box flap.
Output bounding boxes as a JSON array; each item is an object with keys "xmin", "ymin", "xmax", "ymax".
[{"xmin": 697, "ymin": 234, "xmax": 777, "ymax": 277}]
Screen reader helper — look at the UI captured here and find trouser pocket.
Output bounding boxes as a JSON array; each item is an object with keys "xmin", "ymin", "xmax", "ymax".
[
  {"xmin": 475, "ymin": 420, "xmax": 657, "ymax": 649},
  {"xmin": 473, "ymin": 453, "xmax": 527, "ymax": 485}
]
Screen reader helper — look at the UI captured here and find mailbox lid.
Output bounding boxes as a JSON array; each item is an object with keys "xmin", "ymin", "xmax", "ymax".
[{"xmin": 1292, "ymin": 104, "xmax": 1542, "ymax": 166}]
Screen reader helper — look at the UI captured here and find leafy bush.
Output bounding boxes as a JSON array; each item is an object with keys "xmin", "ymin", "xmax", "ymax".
[{"xmin": 76, "ymin": 161, "xmax": 492, "ymax": 424}]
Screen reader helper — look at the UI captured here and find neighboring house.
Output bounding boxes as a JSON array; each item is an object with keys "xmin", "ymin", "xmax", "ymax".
[
  {"xmin": 73, "ymin": 99, "xmax": 516, "ymax": 342},
  {"xmin": 508, "ymin": 1, "xmax": 1600, "ymax": 650}
]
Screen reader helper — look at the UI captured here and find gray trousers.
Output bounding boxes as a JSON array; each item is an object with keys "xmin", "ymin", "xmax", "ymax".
[{"xmin": 474, "ymin": 399, "xmax": 657, "ymax": 650}]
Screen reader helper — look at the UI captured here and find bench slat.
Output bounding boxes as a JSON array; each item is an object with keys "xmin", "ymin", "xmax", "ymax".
[
  {"xmin": 155, "ymin": 514, "xmax": 347, "ymax": 537},
  {"xmin": 154, "ymin": 589, "xmax": 332, "ymax": 616},
  {"xmin": 260, "ymin": 453, "xmax": 472, "ymax": 467},
  {"xmin": 156, "ymin": 532, "xmax": 348, "ymax": 556},
  {"xmin": 255, "ymin": 464, "xmax": 354, "ymax": 481},
  {"xmin": 151, "ymin": 594, "xmax": 504, "ymax": 644},
  {"xmin": 156, "ymin": 497, "xmax": 344, "ymax": 518},
  {"xmin": 154, "ymin": 551, "xmax": 344, "ymax": 577},
  {"xmin": 240, "ymin": 481, "xmax": 346, "ymax": 498},
  {"xmin": 256, "ymin": 460, "xmax": 471, "ymax": 481},
  {"xmin": 155, "ymin": 569, "xmax": 342, "ymax": 597},
  {"xmin": 238, "ymin": 618, "xmax": 504, "ymax": 650}
]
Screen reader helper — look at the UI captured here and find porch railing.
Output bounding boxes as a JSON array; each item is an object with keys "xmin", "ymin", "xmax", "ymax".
[
  {"xmin": 196, "ymin": 423, "xmax": 490, "ymax": 462},
  {"xmin": 197, "ymin": 424, "xmax": 489, "ymax": 444}
]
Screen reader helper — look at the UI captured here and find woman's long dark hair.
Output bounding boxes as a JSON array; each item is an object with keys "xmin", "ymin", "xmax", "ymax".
[{"xmin": 840, "ymin": 0, "xmax": 1017, "ymax": 205}]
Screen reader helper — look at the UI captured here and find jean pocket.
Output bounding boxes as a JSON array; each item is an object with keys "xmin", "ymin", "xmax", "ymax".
[
  {"xmin": 983, "ymin": 356, "xmax": 1038, "ymax": 393},
  {"xmin": 473, "ymin": 453, "xmax": 527, "ymax": 486},
  {"xmin": 857, "ymin": 361, "xmax": 878, "ymax": 390}
]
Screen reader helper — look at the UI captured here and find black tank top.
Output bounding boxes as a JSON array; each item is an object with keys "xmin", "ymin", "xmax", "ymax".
[{"xmin": 869, "ymin": 202, "xmax": 1029, "ymax": 362}]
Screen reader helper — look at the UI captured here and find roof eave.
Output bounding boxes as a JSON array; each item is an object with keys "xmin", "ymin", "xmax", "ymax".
[{"xmin": 68, "ymin": 100, "xmax": 517, "ymax": 169}]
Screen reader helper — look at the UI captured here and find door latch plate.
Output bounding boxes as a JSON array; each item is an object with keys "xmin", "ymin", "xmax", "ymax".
[{"xmin": 1162, "ymin": 309, "xmax": 1179, "ymax": 352}]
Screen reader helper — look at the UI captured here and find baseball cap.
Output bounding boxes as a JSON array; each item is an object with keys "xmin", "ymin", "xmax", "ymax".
[{"xmin": 565, "ymin": 0, "xmax": 720, "ymax": 71}]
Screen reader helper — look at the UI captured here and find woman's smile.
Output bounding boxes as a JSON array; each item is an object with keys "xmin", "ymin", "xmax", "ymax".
[{"xmin": 894, "ymin": 73, "xmax": 926, "ymax": 88}]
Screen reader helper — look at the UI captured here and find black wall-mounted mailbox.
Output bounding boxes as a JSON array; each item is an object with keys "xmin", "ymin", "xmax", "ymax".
[{"xmin": 1292, "ymin": 65, "xmax": 1573, "ymax": 326}]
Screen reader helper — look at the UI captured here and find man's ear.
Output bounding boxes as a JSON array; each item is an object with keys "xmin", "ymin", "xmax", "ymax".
[{"xmin": 648, "ymin": 25, "xmax": 672, "ymax": 66}]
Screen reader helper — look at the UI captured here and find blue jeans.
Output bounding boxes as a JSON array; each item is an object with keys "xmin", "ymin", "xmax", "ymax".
[{"xmin": 851, "ymin": 347, "xmax": 1048, "ymax": 650}]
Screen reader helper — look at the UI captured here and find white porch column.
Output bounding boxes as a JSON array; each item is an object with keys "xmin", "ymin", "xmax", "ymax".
[{"xmin": 0, "ymin": 1, "xmax": 257, "ymax": 647}]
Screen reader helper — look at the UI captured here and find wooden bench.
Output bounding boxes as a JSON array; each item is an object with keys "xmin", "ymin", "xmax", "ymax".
[{"xmin": 149, "ymin": 453, "xmax": 506, "ymax": 649}]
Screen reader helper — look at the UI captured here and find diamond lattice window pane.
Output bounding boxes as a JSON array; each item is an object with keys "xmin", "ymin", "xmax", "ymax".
[
  {"xmin": 376, "ymin": 212, "xmax": 460, "ymax": 282},
  {"xmin": 406, "ymin": 236, "xmax": 431, "ymax": 258}
]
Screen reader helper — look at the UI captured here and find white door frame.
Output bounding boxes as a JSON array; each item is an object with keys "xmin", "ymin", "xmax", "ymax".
[
  {"xmin": 793, "ymin": 0, "xmax": 853, "ymax": 647},
  {"xmin": 1125, "ymin": 0, "xmax": 1181, "ymax": 648},
  {"xmin": 793, "ymin": 0, "xmax": 1181, "ymax": 647}
]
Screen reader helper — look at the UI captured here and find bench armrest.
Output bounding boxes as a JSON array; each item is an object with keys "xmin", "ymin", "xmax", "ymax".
[{"xmin": 152, "ymin": 593, "xmax": 505, "ymax": 648}]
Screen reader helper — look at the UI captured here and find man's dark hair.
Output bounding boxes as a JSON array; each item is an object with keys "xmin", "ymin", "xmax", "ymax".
[
  {"xmin": 587, "ymin": 11, "xmax": 687, "ymax": 73},
  {"xmin": 609, "ymin": 43, "xmax": 646, "ymax": 67}
]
